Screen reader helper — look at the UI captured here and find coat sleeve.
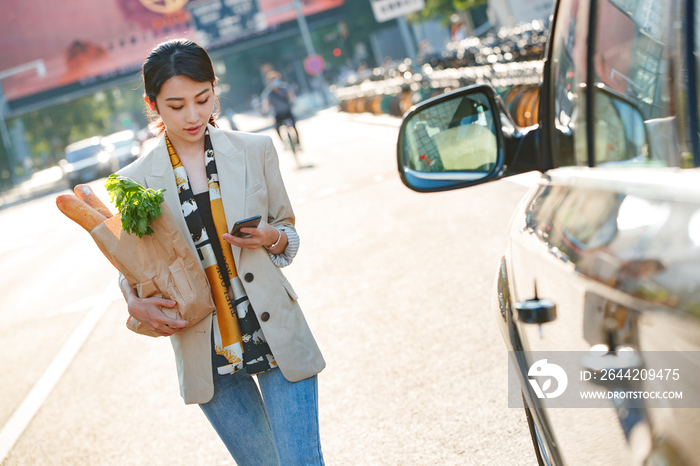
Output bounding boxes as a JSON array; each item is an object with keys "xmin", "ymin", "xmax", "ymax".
[{"xmin": 262, "ymin": 136, "xmax": 299, "ymax": 267}]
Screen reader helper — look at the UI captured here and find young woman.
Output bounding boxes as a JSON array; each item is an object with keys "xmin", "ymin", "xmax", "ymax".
[{"xmin": 117, "ymin": 39, "xmax": 326, "ymax": 465}]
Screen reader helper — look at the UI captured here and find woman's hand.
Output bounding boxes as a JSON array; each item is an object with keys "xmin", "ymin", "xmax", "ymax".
[
  {"xmin": 124, "ymin": 287, "xmax": 188, "ymax": 337},
  {"xmin": 222, "ymin": 219, "xmax": 284, "ymax": 251}
]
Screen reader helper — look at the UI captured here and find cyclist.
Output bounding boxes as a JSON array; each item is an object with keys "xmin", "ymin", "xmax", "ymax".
[{"xmin": 261, "ymin": 71, "xmax": 301, "ymax": 150}]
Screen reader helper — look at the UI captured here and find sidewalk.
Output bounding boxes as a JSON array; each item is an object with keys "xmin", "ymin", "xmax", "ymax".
[{"xmin": 0, "ymin": 167, "xmax": 68, "ymax": 210}]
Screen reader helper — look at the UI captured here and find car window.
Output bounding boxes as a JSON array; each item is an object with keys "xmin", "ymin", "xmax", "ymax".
[
  {"xmin": 591, "ymin": 0, "xmax": 693, "ymax": 167},
  {"xmin": 549, "ymin": 0, "xmax": 591, "ymax": 167},
  {"xmin": 65, "ymin": 145, "xmax": 101, "ymax": 163},
  {"xmin": 112, "ymin": 138, "xmax": 134, "ymax": 150}
]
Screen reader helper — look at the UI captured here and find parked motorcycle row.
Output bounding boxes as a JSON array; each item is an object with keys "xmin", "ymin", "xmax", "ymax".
[{"xmin": 331, "ymin": 20, "xmax": 548, "ymax": 125}]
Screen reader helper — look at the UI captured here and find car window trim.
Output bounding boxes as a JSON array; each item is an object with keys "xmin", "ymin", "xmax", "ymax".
[
  {"xmin": 685, "ymin": 0, "xmax": 700, "ymax": 166},
  {"xmin": 586, "ymin": 0, "xmax": 599, "ymax": 167}
]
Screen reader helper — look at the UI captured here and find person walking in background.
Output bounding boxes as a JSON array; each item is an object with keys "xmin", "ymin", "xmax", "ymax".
[
  {"xmin": 118, "ymin": 39, "xmax": 325, "ymax": 465},
  {"xmin": 261, "ymin": 71, "xmax": 301, "ymax": 149},
  {"xmin": 451, "ymin": 14, "xmax": 468, "ymax": 42}
]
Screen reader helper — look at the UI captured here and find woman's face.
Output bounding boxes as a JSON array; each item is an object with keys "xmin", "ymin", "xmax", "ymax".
[{"xmin": 152, "ymin": 75, "xmax": 215, "ymax": 147}]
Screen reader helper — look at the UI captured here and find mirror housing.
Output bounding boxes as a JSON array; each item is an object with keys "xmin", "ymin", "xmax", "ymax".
[{"xmin": 397, "ymin": 84, "xmax": 541, "ymax": 192}]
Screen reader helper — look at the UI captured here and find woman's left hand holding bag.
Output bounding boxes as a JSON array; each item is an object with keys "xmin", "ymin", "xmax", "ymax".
[{"xmin": 120, "ymin": 278, "xmax": 189, "ymax": 337}]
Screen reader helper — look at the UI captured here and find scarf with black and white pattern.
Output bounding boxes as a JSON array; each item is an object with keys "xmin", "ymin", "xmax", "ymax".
[{"xmin": 167, "ymin": 129, "xmax": 276, "ymax": 376}]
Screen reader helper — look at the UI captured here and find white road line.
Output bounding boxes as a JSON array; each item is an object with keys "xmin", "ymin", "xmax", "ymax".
[
  {"xmin": 0, "ymin": 285, "xmax": 119, "ymax": 463},
  {"xmin": 313, "ymin": 188, "xmax": 337, "ymax": 199},
  {"xmin": 50, "ymin": 294, "xmax": 102, "ymax": 316}
]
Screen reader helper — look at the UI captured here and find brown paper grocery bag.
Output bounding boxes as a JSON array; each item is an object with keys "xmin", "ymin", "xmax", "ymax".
[{"xmin": 90, "ymin": 203, "xmax": 215, "ymax": 337}]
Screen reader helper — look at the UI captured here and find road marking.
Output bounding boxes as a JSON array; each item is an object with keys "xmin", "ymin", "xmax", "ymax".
[
  {"xmin": 59, "ymin": 296, "xmax": 99, "ymax": 315},
  {"xmin": 313, "ymin": 187, "xmax": 336, "ymax": 199},
  {"xmin": 0, "ymin": 284, "xmax": 119, "ymax": 463}
]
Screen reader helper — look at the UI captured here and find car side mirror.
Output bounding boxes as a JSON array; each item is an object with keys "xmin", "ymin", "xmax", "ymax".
[
  {"xmin": 397, "ymin": 84, "xmax": 541, "ymax": 192},
  {"xmin": 397, "ymin": 85, "xmax": 504, "ymax": 192}
]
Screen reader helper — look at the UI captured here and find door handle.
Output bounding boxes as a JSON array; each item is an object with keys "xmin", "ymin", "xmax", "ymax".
[
  {"xmin": 515, "ymin": 298, "xmax": 557, "ymax": 323},
  {"xmin": 515, "ymin": 284, "xmax": 557, "ymax": 324}
]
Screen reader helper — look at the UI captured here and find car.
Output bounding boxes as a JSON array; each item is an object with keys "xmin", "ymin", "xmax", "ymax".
[
  {"xmin": 59, "ymin": 136, "xmax": 118, "ymax": 187},
  {"xmin": 102, "ymin": 130, "xmax": 141, "ymax": 169},
  {"xmin": 396, "ymin": 0, "xmax": 700, "ymax": 464}
]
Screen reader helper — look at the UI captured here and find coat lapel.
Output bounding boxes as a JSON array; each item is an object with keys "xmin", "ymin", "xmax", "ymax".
[
  {"xmin": 207, "ymin": 125, "xmax": 246, "ymax": 267},
  {"xmin": 143, "ymin": 136, "xmax": 196, "ymax": 253},
  {"xmin": 141, "ymin": 126, "xmax": 246, "ymax": 266}
]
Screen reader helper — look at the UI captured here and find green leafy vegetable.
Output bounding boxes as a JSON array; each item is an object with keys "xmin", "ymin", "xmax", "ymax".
[{"xmin": 105, "ymin": 174, "xmax": 166, "ymax": 238}]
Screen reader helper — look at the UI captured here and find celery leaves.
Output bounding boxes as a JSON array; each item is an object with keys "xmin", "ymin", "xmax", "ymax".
[{"xmin": 105, "ymin": 174, "xmax": 165, "ymax": 238}]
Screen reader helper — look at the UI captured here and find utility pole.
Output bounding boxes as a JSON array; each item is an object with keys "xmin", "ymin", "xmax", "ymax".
[
  {"xmin": 292, "ymin": 0, "xmax": 316, "ymax": 56},
  {"xmin": 0, "ymin": 60, "xmax": 46, "ymax": 184},
  {"xmin": 291, "ymin": 0, "xmax": 328, "ymax": 106},
  {"xmin": 397, "ymin": 17, "xmax": 417, "ymax": 63}
]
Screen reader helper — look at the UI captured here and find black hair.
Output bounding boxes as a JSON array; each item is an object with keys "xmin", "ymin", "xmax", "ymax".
[{"xmin": 142, "ymin": 39, "xmax": 219, "ymax": 135}]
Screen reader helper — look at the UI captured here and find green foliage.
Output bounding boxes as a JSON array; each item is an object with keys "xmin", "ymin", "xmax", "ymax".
[
  {"xmin": 408, "ymin": 0, "xmax": 488, "ymax": 25},
  {"xmin": 105, "ymin": 174, "xmax": 165, "ymax": 238},
  {"xmin": 12, "ymin": 79, "xmax": 148, "ymax": 169}
]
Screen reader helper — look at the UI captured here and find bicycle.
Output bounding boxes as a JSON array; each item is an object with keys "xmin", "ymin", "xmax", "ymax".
[{"xmin": 278, "ymin": 116, "xmax": 301, "ymax": 167}]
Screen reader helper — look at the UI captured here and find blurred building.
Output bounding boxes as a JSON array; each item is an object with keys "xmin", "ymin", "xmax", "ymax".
[
  {"xmin": 0, "ymin": 0, "xmax": 425, "ymax": 178},
  {"xmin": 0, "ymin": 0, "xmax": 431, "ymax": 116},
  {"xmin": 0, "ymin": 0, "xmax": 555, "ymax": 180}
]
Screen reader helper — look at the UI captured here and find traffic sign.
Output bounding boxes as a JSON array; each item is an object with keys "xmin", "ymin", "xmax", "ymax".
[
  {"xmin": 370, "ymin": 0, "xmax": 425, "ymax": 23},
  {"xmin": 303, "ymin": 54, "xmax": 326, "ymax": 76}
]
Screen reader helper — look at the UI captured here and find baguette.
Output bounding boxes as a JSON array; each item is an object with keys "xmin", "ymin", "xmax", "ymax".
[
  {"xmin": 56, "ymin": 194, "xmax": 108, "ymax": 232},
  {"xmin": 74, "ymin": 184, "xmax": 113, "ymax": 218}
]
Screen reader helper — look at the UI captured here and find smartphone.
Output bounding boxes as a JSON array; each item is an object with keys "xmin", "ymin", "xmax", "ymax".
[{"xmin": 230, "ymin": 215, "xmax": 262, "ymax": 237}]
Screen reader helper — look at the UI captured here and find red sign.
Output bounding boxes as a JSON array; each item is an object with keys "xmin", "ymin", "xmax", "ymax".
[{"xmin": 303, "ymin": 54, "xmax": 326, "ymax": 76}]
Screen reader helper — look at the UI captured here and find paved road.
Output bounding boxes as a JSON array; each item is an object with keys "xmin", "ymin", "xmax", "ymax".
[{"xmin": 0, "ymin": 109, "xmax": 539, "ymax": 465}]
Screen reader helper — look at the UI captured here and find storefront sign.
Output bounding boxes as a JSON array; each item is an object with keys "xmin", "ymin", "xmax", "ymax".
[
  {"xmin": 369, "ymin": 0, "xmax": 425, "ymax": 23},
  {"xmin": 187, "ymin": 0, "xmax": 267, "ymax": 47}
]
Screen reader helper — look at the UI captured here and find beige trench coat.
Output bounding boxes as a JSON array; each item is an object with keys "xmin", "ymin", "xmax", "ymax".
[{"xmin": 118, "ymin": 124, "xmax": 325, "ymax": 404}]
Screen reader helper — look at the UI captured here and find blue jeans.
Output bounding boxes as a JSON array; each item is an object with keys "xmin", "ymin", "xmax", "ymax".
[{"xmin": 199, "ymin": 365, "xmax": 324, "ymax": 466}]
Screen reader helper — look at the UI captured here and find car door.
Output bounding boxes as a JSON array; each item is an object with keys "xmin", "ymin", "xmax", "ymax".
[
  {"xmin": 508, "ymin": 0, "xmax": 700, "ymax": 463},
  {"xmin": 396, "ymin": 0, "xmax": 700, "ymax": 463}
]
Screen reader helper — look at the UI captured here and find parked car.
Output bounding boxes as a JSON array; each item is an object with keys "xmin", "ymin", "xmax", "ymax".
[
  {"xmin": 102, "ymin": 130, "xmax": 141, "ymax": 169},
  {"xmin": 59, "ymin": 136, "xmax": 117, "ymax": 187},
  {"xmin": 397, "ymin": 0, "xmax": 700, "ymax": 464}
]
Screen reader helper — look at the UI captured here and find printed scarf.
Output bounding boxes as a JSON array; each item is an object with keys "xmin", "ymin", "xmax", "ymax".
[{"xmin": 167, "ymin": 129, "xmax": 276, "ymax": 375}]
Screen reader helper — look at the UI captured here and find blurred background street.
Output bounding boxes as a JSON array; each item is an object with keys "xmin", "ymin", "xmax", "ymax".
[{"xmin": 0, "ymin": 110, "xmax": 542, "ymax": 465}]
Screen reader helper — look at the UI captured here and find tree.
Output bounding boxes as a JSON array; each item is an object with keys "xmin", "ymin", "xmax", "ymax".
[
  {"xmin": 408, "ymin": 0, "xmax": 488, "ymax": 25},
  {"xmin": 10, "ymin": 79, "xmax": 148, "ymax": 170}
]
